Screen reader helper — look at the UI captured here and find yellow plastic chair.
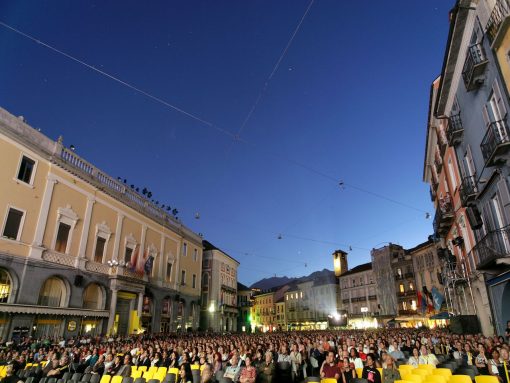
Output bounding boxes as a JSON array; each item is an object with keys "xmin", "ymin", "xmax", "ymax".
[
  {"xmin": 395, "ymin": 380, "xmax": 415, "ymax": 383},
  {"xmin": 356, "ymin": 368, "xmax": 364, "ymax": 378},
  {"xmin": 25, "ymin": 363, "xmax": 33, "ymax": 369},
  {"xmin": 138, "ymin": 366, "xmax": 148, "ymax": 373},
  {"xmin": 475, "ymin": 377, "xmax": 499, "ymax": 383},
  {"xmin": 400, "ymin": 365, "xmax": 416, "ymax": 375},
  {"xmin": 111, "ymin": 376, "xmax": 123, "ymax": 383},
  {"xmin": 433, "ymin": 368, "xmax": 452, "ymax": 381},
  {"xmin": 407, "ymin": 374, "xmax": 425, "ymax": 383},
  {"xmin": 191, "ymin": 364, "xmax": 200, "ymax": 371},
  {"xmin": 100, "ymin": 375, "xmax": 111, "ymax": 383},
  {"xmin": 142, "ymin": 371, "xmax": 154, "ymax": 380},
  {"xmin": 40, "ymin": 361, "xmax": 48, "ymax": 367},
  {"xmin": 377, "ymin": 368, "xmax": 384, "ymax": 379},
  {"xmin": 131, "ymin": 370, "xmax": 143, "ymax": 379},
  {"xmin": 131, "ymin": 366, "xmax": 138, "ymax": 373},
  {"xmin": 425, "ymin": 375, "xmax": 447, "ymax": 383},
  {"xmin": 156, "ymin": 367, "xmax": 167, "ymax": 376},
  {"xmin": 168, "ymin": 367, "xmax": 179, "ymax": 379},
  {"xmin": 0, "ymin": 366, "xmax": 7, "ymax": 379},
  {"xmin": 148, "ymin": 366, "xmax": 158, "ymax": 375},
  {"xmin": 413, "ymin": 369, "xmax": 432, "ymax": 377},
  {"xmin": 449, "ymin": 375, "xmax": 472, "ymax": 383},
  {"xmin": 418, "ymin": 365, "xmax": 436, "ymax": 371},
  {"xmin": 321, "ymin": 379, "xmax": 338, "ymax": 383}
]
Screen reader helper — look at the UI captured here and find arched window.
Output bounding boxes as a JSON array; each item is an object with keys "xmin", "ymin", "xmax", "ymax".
[
  {"xmin": 38, "ymin": 277, "xmax": 66, "ymax": 307},
  {"xmin": 0, "ymin": 269, "xmax": 12, "ymax": 303},
  {"xmin": 83, "ymin": 283, "xmax": 104, "ymax": 310}
]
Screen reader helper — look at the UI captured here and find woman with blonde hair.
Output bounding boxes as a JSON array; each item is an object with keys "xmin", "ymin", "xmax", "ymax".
[{"xmin": 383, "ymin": 355, "xmax": 401, "ymax": 383}]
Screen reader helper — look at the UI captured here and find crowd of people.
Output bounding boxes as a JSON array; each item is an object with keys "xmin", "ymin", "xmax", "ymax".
[{"xmin": 0, "ymin": 325, "xmax": 509, "ymax": 383}]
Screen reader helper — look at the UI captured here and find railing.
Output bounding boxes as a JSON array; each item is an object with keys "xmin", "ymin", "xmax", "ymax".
[
  {"xmin": 59, "ymin": 148, "xmax": 182, "ymax": 231},
  {"xmin": 123, "ymin": 268, "xmax": 145, "ymax": 280},
  {"xmin": 447, "ymin": 114, "xmax": 464, "ymax": 145},
  {"xmin": 434, "ymin": 195, "xmax": 455, "ymax": 235},
  {"xmin": 398, "ymin": 309, "xmax": 417, "ymax": 316},
  {"xmin": 487, "ymin": 0, "xmax": 510, "ymax": 43},
  {"xmin": 434, "ymin": 150, "xmax": 443, "ymax": 172},
  {"xmin": 462, "ymin": 43, "xmax": 488, "ymax": 91},
  {"xmin": 368, "ymin": 295, "xmax": 377, "ymax": 300},
  {"xmin": 480, "ymin": 120, "xmax": 510, "ymax": 166},
  {"xmin": 42, "ymin": 250, "xmax": 76, "ymax": 267},
  {"xmin": 473, "ymin": 225, "xmax": 510, "ymax": 269},
  {"xmin": 459, "ymin": 175, "xmax": 478, "ymax": 206},
  {"xmin": 430, "ymin": 186, "xmax": 437, "ymax": 202},
  {"xmin": 85, "ymin": 261, "xmax": 110, "ymax": 275}
]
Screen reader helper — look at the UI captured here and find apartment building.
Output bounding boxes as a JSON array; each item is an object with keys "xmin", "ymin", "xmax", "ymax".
[
  {"xmin": 200, "ymin": 241, "xmax": 239, "ymax": 332},
  {"xmin": 0, "ymin": 107, "xmax": 203, "ymax": 339},
  {"xmin": 428, "ymin": 0, "xmax": 510, "ymax": 334}
]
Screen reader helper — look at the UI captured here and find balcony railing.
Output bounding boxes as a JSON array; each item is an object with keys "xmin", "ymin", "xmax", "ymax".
[
  {"xmin": 368, "ymin": 295, "xmax": 377, "ymax": 300},
  {"xmin": 481, "ymin": 120, "xmax": 510, "ymax": 166},
  {"xmin": 462, "ymin": 43, "xmax": 489, "ymax": 91},
  {"xmin": 447, "ymin": 114, "xmax": 464, "ymax": 146},
  {"xmin": 473, "ymin": 225, "xmax": 510, "ymax": 270},
  {"xmin": 459, "ymin": 175, "xmax": 478, "ymax": 206},
  {"xmin": 398, "ymin": 309, "xmax": 417, "ymax": 316},
  {"xmin": 433, "ymin": 194, "xmax": 455, "ymax": 236},
  {"xmin": 487, "ymin": 0, "xmax": 510, "ymax": 44}
]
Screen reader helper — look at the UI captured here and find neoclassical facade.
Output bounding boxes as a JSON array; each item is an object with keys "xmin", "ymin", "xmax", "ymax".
[{"xmin": 0, "ymin": 106, "xmax": 203, "ymax": 340}]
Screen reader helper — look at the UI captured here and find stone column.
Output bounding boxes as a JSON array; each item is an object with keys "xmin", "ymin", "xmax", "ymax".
[
  {"xmin": 76, "ymin": 196, "xmax": 95, "ymax": 268},
  {"xmin": 107, "ymin": 289, "xmax": 118, "ymax": 334},
  {"xmin": 112, "ymin": 214, "xmax": 124, "ymax": 262},
  {"xmin": 30, "ymin": 175, "xmax": 58, "ymax": 259},
  {"xmin": 137, "ymin": 293, "xmax": 144, "ymax": 316}
]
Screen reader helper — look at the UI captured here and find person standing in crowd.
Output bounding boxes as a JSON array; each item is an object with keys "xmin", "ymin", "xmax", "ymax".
[{"xmin": 258, "ymin": 351, "xmax": 275, "ymax": 383}]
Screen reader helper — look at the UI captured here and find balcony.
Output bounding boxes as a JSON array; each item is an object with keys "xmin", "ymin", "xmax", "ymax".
[
  {"xmin": 447, "ymin": 114, "xmax": 464, "ymax": 146},
  {"xmin": 459, "ymin": 175, "xmax": 478, "ymax": 206},
  {"xmin": 472, "ymin": 225, "xmax": 510, "ymax": 270},
  {"xmin": 430, "ymin": 186, "xmax": 437, "ymax": 202},
  {"xmin": 395, "ymin": 274, "xmax": 404, "ymax": 281},
  {"xmin": 368, "ymin": 295, "xmax": 377, "ymax": 300},
  {"xmin": 433, "ymin": 194, "xmax": 455, "ymax": 236},
  {"xmin": 462, "ymin": 43, "xmax": 489, "ymax": 91},
  {"xmin": 481, "ymin": 120, "xmax": 510, "ymax": 166},
  {"xmin": 342, "ymin": 299, "xmax": 350, "ymax": 304},
  {"xmin": 487, "ymin": 0, "xmax": 510, "ymax": 44}
]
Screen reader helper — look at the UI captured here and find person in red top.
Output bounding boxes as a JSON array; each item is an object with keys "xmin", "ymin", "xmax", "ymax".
[{"xmin": 320, "ymin": 351, "xmax": 341, "ymax": 380}]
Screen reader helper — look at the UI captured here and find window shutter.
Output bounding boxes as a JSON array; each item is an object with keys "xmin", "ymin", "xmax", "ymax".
[
  {"xmin": 482, "ymin": 104, "xmax": 491, "ymax": 128},
  {"xmin": 497, "ymin": 177, "xmax": 510, "ymax": 216},
  {"xmin": 493, "ymin": 80, "xmax": 507, "ymax": 119}
]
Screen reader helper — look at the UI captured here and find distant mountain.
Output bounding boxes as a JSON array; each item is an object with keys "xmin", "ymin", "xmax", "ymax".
[
  {"xmin": 250, "ymin": 276, "xmax": 296, "ymax": 290},
  {"xmin": 250, "ymin": 268, "xmax": 334, "ymax": 290}
]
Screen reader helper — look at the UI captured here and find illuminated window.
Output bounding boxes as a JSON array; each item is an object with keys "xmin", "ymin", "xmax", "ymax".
[
  {"xmin": 300, "ymin": 291, "xmax": 303, "ymax": 298},
  {"xmin": 411, "ymin": 300, "xmax": 417, "ymax": 311},
  {"xmin": 38, "ymin": 277, "xmax": 66, "ymax": 307},
  {"xmin": 409, "ymin": 282, "xmax": 414, "ymax": 291},
  {"xmin": 399, "ymin": 284, "xmax": 405, "ymax": 293},
  {"xmin": 0, "ymin": 269, "xmax": 11, "ymax": 303}
]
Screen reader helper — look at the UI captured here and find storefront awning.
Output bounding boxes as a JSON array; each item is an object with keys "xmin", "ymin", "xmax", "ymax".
[{"xmin": 0, "ymin": 304, "xmax": 109, "ymax": 318}]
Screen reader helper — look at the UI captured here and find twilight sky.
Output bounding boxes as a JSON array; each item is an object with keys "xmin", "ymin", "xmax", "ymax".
[{"xmin": 0, "ymin": 1, "xmax": 452, "ymax": 285}]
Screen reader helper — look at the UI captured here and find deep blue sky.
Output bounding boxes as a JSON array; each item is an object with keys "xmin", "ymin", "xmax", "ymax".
[{"xmin": 0, "ymin": 1, "xmax": 451, "ymax": 285}]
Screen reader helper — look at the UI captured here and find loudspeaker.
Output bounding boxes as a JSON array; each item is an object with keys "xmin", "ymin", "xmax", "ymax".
[
  {"xmin": 450, "ymin": 315, "xmax": 480, "ymax": 334},
  {"xmin": 74, "ymin": 275, "xmax": 84, "ymax": 287}
]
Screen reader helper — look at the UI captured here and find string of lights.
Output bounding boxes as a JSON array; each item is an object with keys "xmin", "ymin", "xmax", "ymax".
[{"xmin": 0, "ymin": 20, "xmax": 431, "ymax": 218}]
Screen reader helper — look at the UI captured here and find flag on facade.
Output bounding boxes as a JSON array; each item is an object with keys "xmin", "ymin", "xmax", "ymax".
[
  {"xmin": 135, "ymin": 248, "xmax": 147, "ymax": 274},
  {"xmin": 421, "ymin": 291, "xmax": 428, "ymax": 313},
  {"xmin": 144, "ymin": 254, "xmax": 154, "ymax": 275},
  {"xmin": 129, "ymin": 245, "xmax": 139, "ymax": 271},
  {"xmin": 431, "ymin": 287, "xmax": 445, "ymax": 311}
]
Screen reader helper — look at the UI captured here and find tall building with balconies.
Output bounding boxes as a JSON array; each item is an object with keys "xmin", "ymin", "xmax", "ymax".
[
  {"xmin": 428, "ymin": 0, "xmax": 510, "ymax": 335},
  {"xmin": 200, "ymin": 241, "xmax": 239, "ymax": 332},
  {"xmin": 0, "ymin": 106, "xmax": 203, "ymax": 340},
  {"xmin": 338, "ymin": 262, "xmax": 379, "ymax": 328}
]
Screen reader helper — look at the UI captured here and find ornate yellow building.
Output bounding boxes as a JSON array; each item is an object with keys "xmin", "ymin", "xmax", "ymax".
[{"xmin": 0, "ymin": 107, "xmax": 202, "ymax": 340}]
